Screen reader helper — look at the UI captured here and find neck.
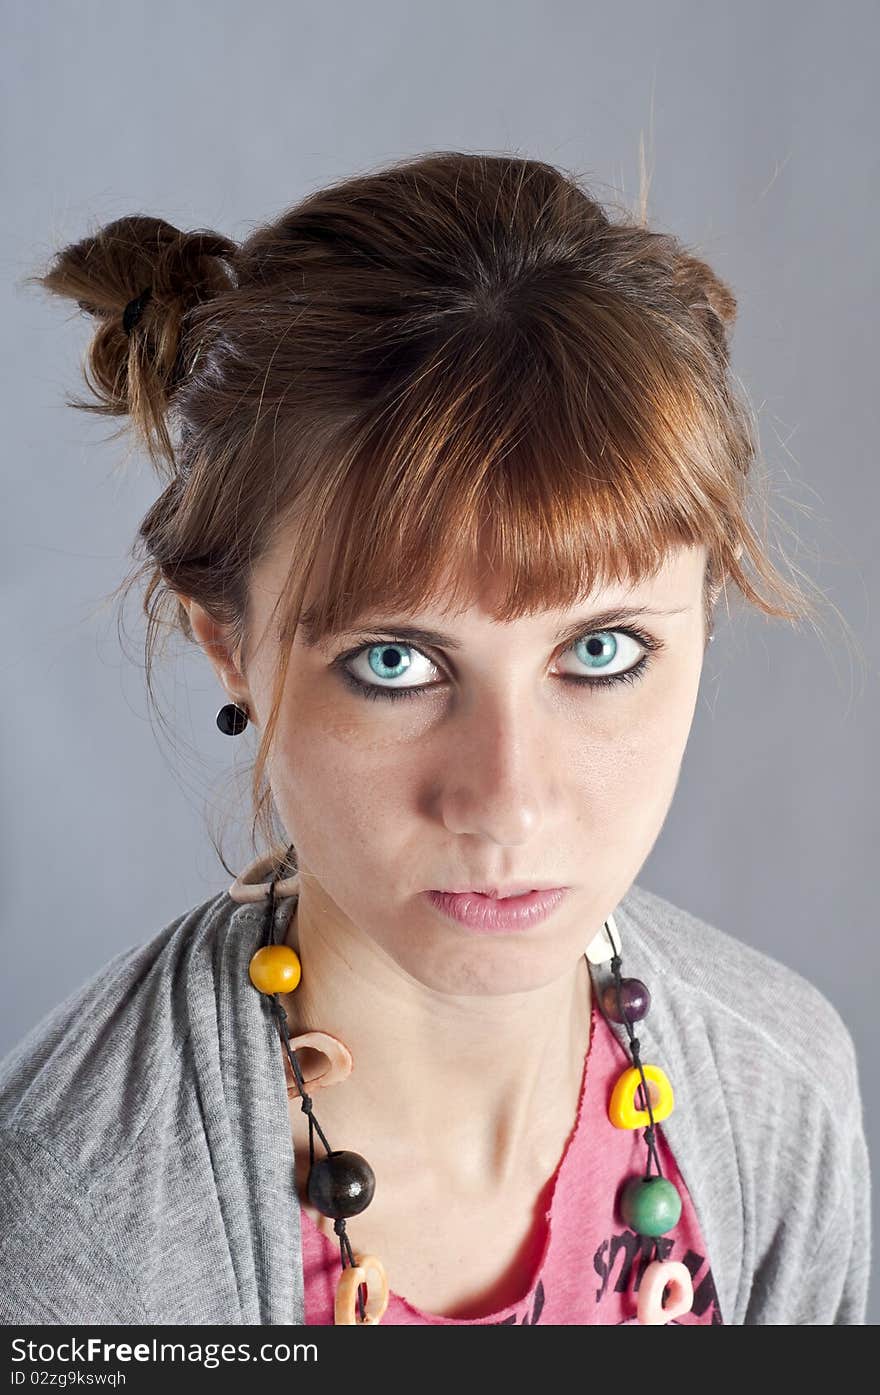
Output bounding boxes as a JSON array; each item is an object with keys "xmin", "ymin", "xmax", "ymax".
[{"xmin": 274, "ymin": 885, "xmax": 593, "ymax": 1193}]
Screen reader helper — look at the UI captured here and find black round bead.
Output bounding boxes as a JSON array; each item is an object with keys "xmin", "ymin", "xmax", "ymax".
[
  {"xmin": 601, "ymin": 977, "xmax": 651, "ymax": 1024},
  {"xmin": 216, "ymin": 702, "xmax": 249, "ymax": 735},
  {"xmin": 307, "ymin": 1149, "xmax": 376, "ymax": 1219}
]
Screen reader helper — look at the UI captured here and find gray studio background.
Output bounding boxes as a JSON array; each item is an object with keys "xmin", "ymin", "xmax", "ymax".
[{"xmin": 3, "ymin": 0, "xmax": 877, "ymax": 1321}]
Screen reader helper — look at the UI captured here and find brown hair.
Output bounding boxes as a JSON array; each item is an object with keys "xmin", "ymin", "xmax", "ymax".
[{"xmin": 25, "ymin": 150, "xmax": 832, "ymax": 876}]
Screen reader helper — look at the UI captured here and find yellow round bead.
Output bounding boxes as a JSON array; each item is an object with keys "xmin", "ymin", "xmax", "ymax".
[{"xmin": 248, "ymin": 943, "xmax": 302, "ymax": 995}]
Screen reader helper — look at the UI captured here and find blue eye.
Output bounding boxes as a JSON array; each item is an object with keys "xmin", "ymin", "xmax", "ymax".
[{"xmin": 333, "ymin": 627, "xmax": 662, "ymax": 704}]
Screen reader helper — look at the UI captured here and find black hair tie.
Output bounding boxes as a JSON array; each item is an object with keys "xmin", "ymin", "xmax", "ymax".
[{"xmin": 122, "ymin": 286, "xmax": 152, "ymax": 335}]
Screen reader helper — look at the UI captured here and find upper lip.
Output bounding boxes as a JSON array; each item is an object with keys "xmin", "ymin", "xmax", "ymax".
[{"xmin": 430, "ymin": 883, "xmax": 566, "ymax": 898}]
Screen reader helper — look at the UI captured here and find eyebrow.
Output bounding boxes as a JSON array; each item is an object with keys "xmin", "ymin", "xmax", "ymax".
[{"xmin": 300, "ymin": 605, "xmax": 691, "ymax": 651}]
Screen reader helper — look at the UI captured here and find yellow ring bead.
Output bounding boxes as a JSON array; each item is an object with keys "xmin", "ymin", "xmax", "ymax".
[
  {"xmin": 248, "ymin": 943, "xmax": 302, "ymax": 995},
  {"xmin": 608, "ymin": 1063, "xmax": 674, "ymax": 1129}
]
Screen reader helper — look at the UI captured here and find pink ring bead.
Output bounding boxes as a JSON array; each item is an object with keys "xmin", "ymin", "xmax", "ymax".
[{"xmin": 637, "ymin": 1258, "xmax": 695, "ymax": 1324}]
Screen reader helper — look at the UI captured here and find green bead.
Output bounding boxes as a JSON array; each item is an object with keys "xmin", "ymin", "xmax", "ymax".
[{"xmin": 619, "ymin": 1175, "xmax": 682, "ymax": 1237}]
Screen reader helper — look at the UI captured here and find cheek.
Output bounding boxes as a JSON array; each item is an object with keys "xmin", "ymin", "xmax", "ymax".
[
  {"xmin": 265, "ymin": 683, "xmax": 411, "ymax": 857},
  {"xmin": 566, "ymin": 653, "xmax": 702, "ymax": 819}
]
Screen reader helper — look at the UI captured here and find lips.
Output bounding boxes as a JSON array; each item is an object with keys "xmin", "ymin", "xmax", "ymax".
[{"xmin": 424, "ymin": 887, "xmax": 568, "ymax": 933}]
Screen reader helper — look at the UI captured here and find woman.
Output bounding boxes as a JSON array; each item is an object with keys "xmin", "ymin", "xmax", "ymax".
[{"xmin": 1, "ymin": 152, "xmax": 869, "ymax": 1325}]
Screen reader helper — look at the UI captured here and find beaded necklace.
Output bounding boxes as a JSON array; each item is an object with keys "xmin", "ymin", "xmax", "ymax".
[{"xmin": 229, "ymin": 845, "xmax": 695, "ymax": 1326}]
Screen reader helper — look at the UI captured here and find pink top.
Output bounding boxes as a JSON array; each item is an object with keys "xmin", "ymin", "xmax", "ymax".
[{"xmin": 298, "ymin": 999, "xmax": 724, "ymax": 1324}]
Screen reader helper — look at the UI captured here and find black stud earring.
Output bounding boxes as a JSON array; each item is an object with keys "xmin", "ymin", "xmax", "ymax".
[{"xmin": 216, "ymin": 701, "xmax": 250, "ymax": 735}]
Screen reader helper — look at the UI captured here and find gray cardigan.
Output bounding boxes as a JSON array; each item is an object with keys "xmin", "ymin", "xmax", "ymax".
[{"xmin": 0, "ymin": 879, "xmax": 871, "ymax": 1324}]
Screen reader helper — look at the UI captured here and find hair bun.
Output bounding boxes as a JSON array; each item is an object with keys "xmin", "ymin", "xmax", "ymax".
[
  {"xmin": 28, "ymin": 215, "xmax": 239, "ymax": 472},
  {"xmin": 671, "ymin": 251, "xmax": 737, "ymax": 364}
]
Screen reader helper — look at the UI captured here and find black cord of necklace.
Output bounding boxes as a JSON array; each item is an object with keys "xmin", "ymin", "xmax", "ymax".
[
  {"xmin": 262, "ymin": 849, "xmax": 367, "ymax": 1323},
  {"xmin": 609, "ymin": 949, "xmax": 664, "ymax": 1267}
]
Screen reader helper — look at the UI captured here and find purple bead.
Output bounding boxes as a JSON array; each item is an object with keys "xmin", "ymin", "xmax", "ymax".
[{"xmin": 601, "ymin": 977, "xmax": 651, "ymax": 1024}]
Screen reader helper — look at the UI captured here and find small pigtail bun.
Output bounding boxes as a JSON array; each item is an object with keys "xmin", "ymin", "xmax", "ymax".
[
  {"xmin": 672, "ymin": 250, "xmax": 738, "ymax": 365},
  {"xmin": 27, "ymin": 215, "xmax": 239, "ymax": 473}
]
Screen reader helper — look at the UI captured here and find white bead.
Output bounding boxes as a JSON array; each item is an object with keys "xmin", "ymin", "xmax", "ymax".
[
  {"xmin": 229, "ymin": 850, "xmax": 300, "ymax": 902},
  {"xmin": 586, "ymin": 910, "xmax": 622, "ymax": 963}
]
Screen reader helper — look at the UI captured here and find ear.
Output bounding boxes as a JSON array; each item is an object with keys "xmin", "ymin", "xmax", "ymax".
[{"xmin": 179, "ymin": 596, "xmax": 254, "ymax": 717}]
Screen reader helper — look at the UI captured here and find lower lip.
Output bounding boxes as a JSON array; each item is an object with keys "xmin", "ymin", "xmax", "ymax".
[{"xmin": 423, "ymin": 887, "xmax": 568, "ymax": 933}]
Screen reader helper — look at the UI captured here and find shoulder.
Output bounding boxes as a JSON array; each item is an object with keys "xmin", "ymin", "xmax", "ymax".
[
  {"xmin": 0, "ymin": 888, "xmax": 245, "ymax": 1324},
  {"xmin": 615, "ymin": 881, "xmax": 861, "ymax": 1128},
  {"xmin": 612, "ymin": 883, "xmax": 871, "ymax": 1325},
  {"xmin": 0, "ymin": 885, "xmax": 291, "ymax": 1325},
  {"xmin": 0, "ymin": 888, "xmax": 240, "ymax": 1180},
  {"xmin": 615, "ymin": 882, "xmax": 870, "ymax": 1325}
]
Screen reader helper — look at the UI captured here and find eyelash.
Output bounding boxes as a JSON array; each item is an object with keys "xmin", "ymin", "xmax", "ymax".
[{"xmin": 332, "ymin": 626, "xmax": 662, "ymax": 704}]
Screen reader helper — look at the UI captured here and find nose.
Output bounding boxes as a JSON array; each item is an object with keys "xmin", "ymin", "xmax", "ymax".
[{"xmin": 433, "ymin": 687, "xmax": 555, "ymax": 845}]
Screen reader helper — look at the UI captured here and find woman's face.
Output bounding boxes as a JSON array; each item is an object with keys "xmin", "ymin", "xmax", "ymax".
[{"xmin": 236, "ymin": 540, "xmax": 710, "ymax": 996}]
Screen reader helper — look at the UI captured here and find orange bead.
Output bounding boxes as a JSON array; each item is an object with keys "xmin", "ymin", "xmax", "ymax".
[{"xmin": 248, "ymin": 943, "xmax": 302, "ymax": 995}]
